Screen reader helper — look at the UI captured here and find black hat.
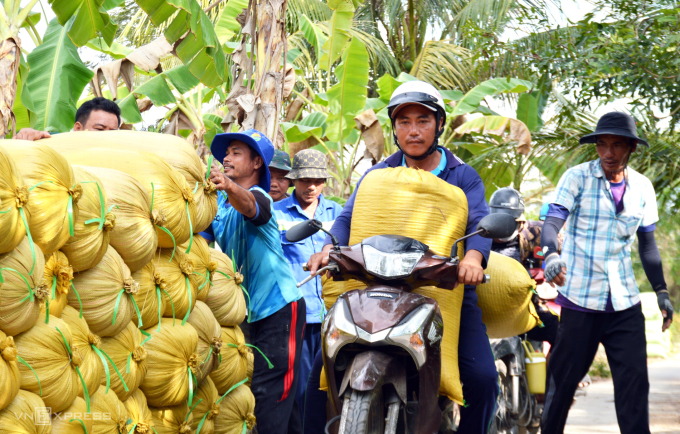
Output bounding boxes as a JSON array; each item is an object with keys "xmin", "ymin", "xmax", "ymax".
[
  {"xmin": 489, "ymin": 187, "xmax": 525, "ymax": 220},
  {"xmin": 579, "ymin": 112, "xmax": 649, "ymax": 147}
]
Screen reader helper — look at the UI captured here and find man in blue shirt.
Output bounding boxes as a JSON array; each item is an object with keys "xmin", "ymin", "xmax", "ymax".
[
  {"xmin": 204, "ymin": 129, "xmax": 305, "ymax": 434},
  {"xmin": 273, "ymin": 149, "xmax": 343, "ymax": 420},
  {"xmin": 307, "ymin": 81, "xmax": 497, "ymax": 433}
]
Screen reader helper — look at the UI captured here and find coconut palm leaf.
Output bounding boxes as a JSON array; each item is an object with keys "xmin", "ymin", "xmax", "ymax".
[{"xmin": 410, "ymin": 40, "xmax": 472, "ymax": 91}]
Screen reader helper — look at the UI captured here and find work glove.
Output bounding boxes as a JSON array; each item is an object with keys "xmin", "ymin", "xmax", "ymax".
[
  {"xmin": 657, "ymin": 290, "xmax": 674, "ymax": 323},
  {"xmin": 544, "ymin": 254, "xmax": 567, "ymax": 284}
]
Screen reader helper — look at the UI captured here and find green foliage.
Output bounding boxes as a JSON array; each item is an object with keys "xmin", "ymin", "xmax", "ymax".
[
  {"xmin": 48, "ymin": 0, "xmax": 118, "ymax": 46},
  {"xmin": 452, "ymin": 77, "xmax": 533, "ymax": 116},
  {"xmin": 281, "ymin": 112, "xmax": 328, "ymax": 142}
]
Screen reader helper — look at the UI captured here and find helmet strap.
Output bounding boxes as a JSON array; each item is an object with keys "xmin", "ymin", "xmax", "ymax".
[{"xmin": 393, "ymin": 111, "xmax": 444, "ymax": 162}]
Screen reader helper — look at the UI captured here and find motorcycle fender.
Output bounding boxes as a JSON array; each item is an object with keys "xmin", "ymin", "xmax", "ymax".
[{"xmin": 339, "ymin": 351, "xmax": 407, "ymax": 403}]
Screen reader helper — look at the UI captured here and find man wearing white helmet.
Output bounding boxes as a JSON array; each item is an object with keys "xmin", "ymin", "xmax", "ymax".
[{"xmin": 308, "ymin": 81, "xmax": 497, "ymax": 433}]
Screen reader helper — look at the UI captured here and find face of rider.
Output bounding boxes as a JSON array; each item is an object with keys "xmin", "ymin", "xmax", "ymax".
[
  {"xmin": 269, "ymin": 168, "xmax": 291, "ymax": 202},
  {"xmin": 393, "ymin": 104, "xmax": 439, "ymax": 158},
  {"xmin": 73, "ymin": 110, "xmax": 119, "ymax": 131},
  {"xmin": 293, "ymin": 178, "xmax": 325, "ymax": 207},
  {"xmin": 222, "ymin": 141, "xmax": 263, "ymax": 184},
  {"xmin": 596, "ymin": 134, "xmax": 637, "ymax": 176}
]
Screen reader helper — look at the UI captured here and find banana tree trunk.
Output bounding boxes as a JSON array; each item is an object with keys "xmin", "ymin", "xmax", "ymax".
[{"xmin": 0, "ymin": 37, "xmax": 21, "ymax": 138}]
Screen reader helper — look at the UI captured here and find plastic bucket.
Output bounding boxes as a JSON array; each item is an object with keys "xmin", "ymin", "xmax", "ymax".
[{"xmin": 523, "ymin": 341, "xmax": 546, "ymax": 394}]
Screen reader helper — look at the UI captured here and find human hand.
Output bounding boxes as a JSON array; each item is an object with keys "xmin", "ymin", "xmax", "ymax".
[
  {"xmin": 307, "ymin": 244, "xmax": 332, "ymax": 276},
  {"xmin": 209, "ymin": 167, "xmax": 230, "ymax": 191},
  {"xmin": 657, "ymin": 290, "xmax": 674, "ymax": 332},
  {"xmin": 545, "ymin": 254, "xmax": 567, "ymax": 287},
  {"xmin": 14, "ymin": 128, "xmax": 50, "ymax": 141},
  {"xmin": 458, "ymin": 250, "xmax": 484, "ymax": 286}
]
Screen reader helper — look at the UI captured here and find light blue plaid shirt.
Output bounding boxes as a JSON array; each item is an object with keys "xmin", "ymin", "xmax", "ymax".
[{"xmin": 553, "ymin": 159, "xmax": 658, "ymax": 311}]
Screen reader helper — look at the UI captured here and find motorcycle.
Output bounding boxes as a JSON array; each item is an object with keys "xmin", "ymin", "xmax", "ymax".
[{"xmin": 286, "ymin": 213, "xmax": 517, "ymax": 434}]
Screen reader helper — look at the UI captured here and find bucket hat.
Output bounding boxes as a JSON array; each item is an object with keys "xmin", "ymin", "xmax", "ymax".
[
  {"xmin": 269, "ymin": 150, "xmax": 292, "ymax": 172},
  {"xmin": 286, "ymin": 149, "xmax": 331, "ymax": 180},
  {"xmin": 211, "ymin": 129, "xmax": 274, "ymax": 192},
  {"xmin": 579, "ymin": 112, "xmax": 649, "ymax": 147}
]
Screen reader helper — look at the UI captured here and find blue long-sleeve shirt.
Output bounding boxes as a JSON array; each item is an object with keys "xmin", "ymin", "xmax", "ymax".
[{"xmin": 324, "ymin": 147, "xmax": 492, "ymax": 280}]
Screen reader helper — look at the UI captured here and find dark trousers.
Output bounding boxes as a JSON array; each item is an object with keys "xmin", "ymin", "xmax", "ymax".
[
  {"xmin": 296, "ymin": 322, "xmax": 321, "ymax": 423},
  {"xmin": 541, "ymin": 304, "xmax": 649, "ymax": 434},
  {"xmin": 250, "ymin": 298, "xmax": 307, "ymax": 434},
  {"xmin": 526, "ymin": 296, "xmax": 560, "ymax": 346},
  {"xmin": 303, "ymin": 350, "xmax": 326, "ymax": 434},
  {"xmin": 458, "ymin": 288, "xmax": 500, "ymax": 434}
]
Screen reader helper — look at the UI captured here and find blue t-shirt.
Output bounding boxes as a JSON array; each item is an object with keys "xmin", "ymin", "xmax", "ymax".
[
  {"xmin": 202, "ymin": 186, "xmax": 302, "ymax": 322},
  {"xmin": 401, "ymin": 148, "xmax": 447, "ymax": 176}
]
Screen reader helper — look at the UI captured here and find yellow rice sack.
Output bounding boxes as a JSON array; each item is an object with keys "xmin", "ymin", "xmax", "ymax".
[
  {"xmin": 140, "ymin": 319, "xmax": 200, "ymax": 407},
  {"xmin": 0, "ymin": 330, "xmax": 20, "ymax": 411},
  {"xmin": 181, "ymin": 236, "xmax": 216, "ymax": 302},
  {"xmin": 14, "ymin": 317, "xmax": 81, "ymax": 413},
  {"xmin": 52, "ymin": 396, "xmax": 92, "ymax": 434},
  {"xmin": 99, "ymin": 321, "xmax": 148, "ymax": 402},
  {"xmin": 46, "ymin": 131, "xmax": 217, "ymax": 233},
  {"xmin": 322, "ymin": 167, "xmax": 468, "ymax": 404},
  {"xmin": 210, "ymin": 326, "xmax": 250, "ymax": 395},
  {"xmin": 90, "ymin": 388, "xmax": 129, "ymax": 434},
  {"xmin": 40, "ymin": 251, "xmax": 74, "ymax": 319},
  {"xmin": 61, "ymin": 167, "xmax": 115, "ymax": 272},
  {"xmin": 205, "ymin": 249, "xmax": 246, "ymax": 327},
  {"xmin": 70, "ymin": 246, "xmax": 140, "ymax": 337},
  {"xmin": 187, "ymin": 301, "xmax": 222, "ymax": 384},
  {"xmin": 0, "ymin": 390, "xmax": 51, "ymax": 434},
  {"xmin": 130, "ymin": 259, "xmax": 168, "ymax": 331},
  {"xmin": 122, "ymin": 389, "xmax": 154, "ymax": 434},
  {"xmin": 154, "ymin": 249, "xmax": 197, "ymax": 320},
  {"xmin": 60, "ymin": 147, "xmax": 196, "ymax": 249},
  {"xmin": 1, "ymin": 142, "xmax": 82, "ymax": 255},
  {"xmin": 0, "ymin": 146, "xmax": 30, "ymax": 255},
  {"xmin": 0, "ymin": 237, "xmax": 47, "ymax": 336},
  {"xmin": 150, "ymin": 402, "xmax": 193, "ymax": 434},
  {"xmin": 61, "ymin": 306, "xmax": 104, "ymax": 397},
  {"xmin": 213, "ymin": 385, "xmax": 256, "ymax": 434},
  {"xmin": 82, "ymin": 167, "xmax": 160, "ymax": 272},
  {"xmin": 191, "ymin": 378, "xmax": 220, "ymax": 434},
  {"xmin": 245, "ymin": 352, "xmax": 253, "ymax": 388},
  {"xmin": 477, "ymin": 251, "xmax": 540, "ymax": 339}
]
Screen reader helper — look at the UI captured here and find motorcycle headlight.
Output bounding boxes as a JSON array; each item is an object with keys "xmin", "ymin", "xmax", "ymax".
[
  {"xmin": 388, "ymin": 304, "xmax": 433, "ymax": 367},
  {"xmin": 323, "ymin": 299, "xmax": 357, "ymax": 359},
  {"xmin": 362, "ymin": 244, "xmax": 424, "ymax": 279}
]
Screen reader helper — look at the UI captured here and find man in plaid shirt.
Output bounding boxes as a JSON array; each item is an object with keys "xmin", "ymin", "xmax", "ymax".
[{"xmin": 539, "ymin": 112, "xmax": 674, "ymax": 434}]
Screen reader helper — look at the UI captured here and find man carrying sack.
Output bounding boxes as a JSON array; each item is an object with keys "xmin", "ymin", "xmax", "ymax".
[{"xmin": 541, "ymin": 112, "xmax": 674, "ymax": 434}]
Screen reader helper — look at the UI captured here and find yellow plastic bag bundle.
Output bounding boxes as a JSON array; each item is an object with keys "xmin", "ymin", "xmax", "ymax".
[
  {"xmin": 191, "ymin": 378, "xmax": 220, "ymax": 434},
  {"xmin": 150, "ymin": 402, "xmax": 193, "ymax": 434},
  {"xmin": 205, "ymin": 249, "xmax": 246, "ymax": 327},
  {"xmin": 141, "ymin": 318, "xmax": 200, "ymax": 407},
  {"xmin": 0, "ymin": 390, "xmax": 51, "ymax": 434},
  {"xmin": 46, "ymin": 131, "xmax": 217, "ymax": 233},
  {"xmin": 70, "ymin": 246, "xmax": 141, "ymax": 337},
  {"xmin": 209, "ymin": 326, "xmax": 250, "ymax": 395},
  {"xmin": 213, "ymin": 385, "xmax": 256, "ymax": 434},
  {"xmin": 52, "ymin": 396, "xmax": 92, "ymax": 434},
  {"xmin": 130, "ymin": 259, "xmax": 169, "ymax": 331},
  {"xmin": 61, "ymin": 167, "xmax": 115, "ymax": 272},
  {"xmin": 477, "ymin": 251, "xmax": 540, "ymax": 338},
  {"xmin": 14, "ymin": 317, "xmax": 83, "ymax": 413},
  {"xmin": 0, "ymin": 237, "xmax": 48, "ymax": 336},
  {"xmin": 187, "ymin": 301, "xmax": 222, "ymax": 384},
  {"xmin": 61, "ymin": 147, "xmax": 197, "ymax": 250},
  {"xmin": 0, "ymin": 330, "xmax": 20, "ymax": 411},
  {"xmin": 83, "ymin": 167, "xmax": 160, "ymax": 272},
  {"xmin": 40, "ymin": 251, "xmax": 74, "ymax": 319},
  {"xmin": 0, "ymin": 146, "xmax": 30, "ymax": 255},
  {"xmin": 90, "ymin": 387, "xmax": 129, "ymax": 434},
  {"xmin": 1, "ymin": 142, "xmax": 82, "ymax": 255},
  {"xmin": 99, "ymin": 321, "xmax": 149, "ymax": 402},
  {"xmin": 322, "ymin": 167, "xmax": 468, "ymax": 404},
  {"xmin": 154, "ymin": 249, "xmax": 197, "ymax": 321},
  {"xmin": 245, "ymin": 352, "xmax": 253, "ymax": 388},
  {"xmin": 122, "ymin": 389, "xmax": 155, "ymax": 434},
  {"xmin": 182, "ymin": 236, "xmax": 216, "ymax": 302},
  {"xmin": 61, "ymin": 306, "xmax": 104, "ymax": 397}
]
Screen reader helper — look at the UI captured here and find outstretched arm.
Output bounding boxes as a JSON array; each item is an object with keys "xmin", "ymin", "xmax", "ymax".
[
  {"xmin": 209, "ymin": 167, "xmax": 258, "ymax": 218},
  {"xmin": 638, "ymin": 228, "xmax": 673, "ymax": 332}
]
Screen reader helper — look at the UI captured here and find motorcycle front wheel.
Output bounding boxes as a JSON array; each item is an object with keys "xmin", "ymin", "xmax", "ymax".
[{"xmin": 339, "ymin": 388, "xmax": 385, "ymax": 434}]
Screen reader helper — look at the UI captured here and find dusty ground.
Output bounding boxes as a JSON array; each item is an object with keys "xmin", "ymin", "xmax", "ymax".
[{"xmin": 564, "ymin": 354, "xmax": 680, "ymax": 433}]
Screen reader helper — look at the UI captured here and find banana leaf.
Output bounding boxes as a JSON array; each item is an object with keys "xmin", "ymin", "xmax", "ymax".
[{"xmin": 48, "ymin": 0, "xmax": 117, "ymax": 46}]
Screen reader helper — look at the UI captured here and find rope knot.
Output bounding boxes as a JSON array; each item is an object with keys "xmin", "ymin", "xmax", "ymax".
[
  {"xmin": 245, "ymin": 413, "xmax": 257, "ymax": 429},
  {"xmin": 182, "ymin": 188, "xmax": 194, "ymax": 203},
  {"xmin": 178, "ymin": 422, "xmax": 192, "ymax": 434},
  {"xmin": 151, "ymin": 209, "xmax": 167, "ymax": 227},
  {"xmin": 55, "ymin": 262, "xmax": 73, "ymax": 295},
  {"xmin": 88, "ymin": 332, "xmax": 101, "ymax": 347},
  {"xmin": 34, "ymin": 283, "xmax": 50, "ymax": 302},
  {"xmin": 237, "ymin": 343, "xmax": 249, "ymax": 358},
  {"xmin": 124, "ymin": 278, "xmax": 139, "ymax": 295},
  {"xmin": 134, "ymin": 422, "xmax": 150, "ymax": 434},
  {"xmin": 208, "ymin": 403, "xmax": 220, "ymax": 419},
  {"xmin": 132, "ymin": 346, "xmax": 147, "ymax": 363},
  {"xmin": 1, "ymin": 336, "xmax": 17, "ymax": 362},
  {"xmin": 208, "ymin": 261, "xmax": 218, "ymax": 274},
  {"xmin": 153, "ymin": 273, "xmax": 167, "ymax": 290},
  {"xmin": 187, "ymin": 353, "xmax": 200, "ymax": 373},
  {"xmin": 14, "ymin": 186, "xmax": 28, "ymax": 208},
  {"xmin": 117, "ymin": 420, "xmax": 128, "ymax": 434},
  {"xmin": 179, "ymin": 258, "xmax": 194, "ymax": 276},
  {"xmin": 234, "ymin": 272, "xmax": 244, "ymax": 286},
  {"xmin": 103, "ymin": 212, "xmax": 116, "ymax": 231},
  {"xmin": 70, "ymin": 349, "xmax": 82, "ymax": 367},
  {"xmin": 204, "ymin": 180, "xmax": 217, "ymax": 194},
  {"xmin": 69, "ymin": 184, "xmax": 83, "ymax": 205},
  {"xmin": 211, "ymin": 337, "xmax": 223, "ymax": 354}
]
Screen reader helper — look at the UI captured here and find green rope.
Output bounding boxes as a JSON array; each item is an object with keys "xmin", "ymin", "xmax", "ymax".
[
  {"xmin": 29, "ymin": 180, "xmax": 51, "ymax": 191},
  {"xmin": 182, "ymin": 276, "xmax": 192, "ymax": 325},
  {"xmin": 44, "ymin": 276, "xmax": 57, "ymax": 324},
  {"xmin": 156, "ymin": 286, "xmax": 163, "ymax": 332},
  {"xmin": 112, "ymin": 288, "xmax": 143, "ymax": 328},
  {"xmin": 2, "ymin": 267, "xmax": 34, "ymax": 303},
  {"xmin": 71, "ymin": 282, "xmax": 83, "ymax": 318},
  {"xmin": 0, "ymin": 206, "xmax": 11, "ymax": 214},
  {"xmin": 98, "ymin": 345, "xmax": 130, "ymax": 392},
  {"xmin": 81, "ymin": 181, "xmax": 106, "ymax": 230},
  {"xmin": 161, "ymin": 288, "xmax": 176, "ymax": 326},
  {"xmin": 187, "ymin": 367, "xmax": 196, "ymax": 406},
  {"xmin": 193, "ymin": 182, "xmax": 200, "ymax": 194},
  {"xmin": 201, "ymin": 347, "xmax": 213, "ymax": 365},
  {"xmin": 187, "ymin": 398, "xmax": 202, "ymax": 419},
  {"xmin": 127, "ymin": 423, "xmax": 138, "ymax": 434},
  {"xmin": 19, "ymin": 207, "xmax": 36, "ymax": 275},
  {"xmin": 214, "ymin": 270, "xmax": 230, "ymax": 280},
  {"xmin": 126, "ymin": 330, "xmax": 151, "ymax": 375},
  {"xmin": 193, "ymin": 271, "xmax": 211, "ymax": 291},
  {"xmin": 55, "ymin": 326, "xmax": 90, "ymax": 412},
  {"xmin": 67, "ymin": 186, "xmax": 76, "ymax": 237},
  {"xmin": 69, "ymin": 419, "xmax": 89, "ymax": 434},
  {"xmin": 196, "ymin": 377, "xmax": 249, "ymax": 434},
  {"xmin": 215, "ymin": 378, "xmax": 248, "ymax": 405},
  {"xmin": 17, "ymin": 355, "xmax": 41, "ymax": 396},
  {"xmin": 156, "ymin": 226, "xmax": 176, "ymax": 262},
  {"xmin": 227, "ymin": 343, "xmax": 273, "ymax": 369},
  {"xmin": 92, "ymin": 345, "xmax": 111, "ymax": 393},
  {"xmin": 184, "ymin": 202, "xmax": 194, "ymax": 254},
  {"xmin": 242, "ymin": 421, "xmax": 247, "ymax": 434},
  {"xmin": 205, "ymin": 155, "xmax": 214, "ymax": 182}
]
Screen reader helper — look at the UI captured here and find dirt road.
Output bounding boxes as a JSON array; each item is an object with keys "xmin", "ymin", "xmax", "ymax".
[{"xmin": 564, "ymin": 354, "xmax": 680, "ymax": 433}]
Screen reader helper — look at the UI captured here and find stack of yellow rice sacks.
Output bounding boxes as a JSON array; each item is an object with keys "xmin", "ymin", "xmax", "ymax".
[
  {"xmin": 321, "ymin": 167, "xmax": 539, "ymax": 405},
  {"xmin": 0, "ymin": 131, "xmax": 255, "ymax": 434}
]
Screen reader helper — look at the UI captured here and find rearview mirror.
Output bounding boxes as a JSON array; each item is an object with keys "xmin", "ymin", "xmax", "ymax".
[
  {"xmin": 285, "ymin": 219, "xmax": 322, "ymax": 242},
  {"xmin": 476, "ymin": 214, "xmax": 517, "ymax": 239}
]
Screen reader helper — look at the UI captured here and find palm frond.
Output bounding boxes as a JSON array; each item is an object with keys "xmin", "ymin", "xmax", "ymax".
[{"xmin": 410, "ymin": 40, "xmax": 473, "ymax": 91}]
